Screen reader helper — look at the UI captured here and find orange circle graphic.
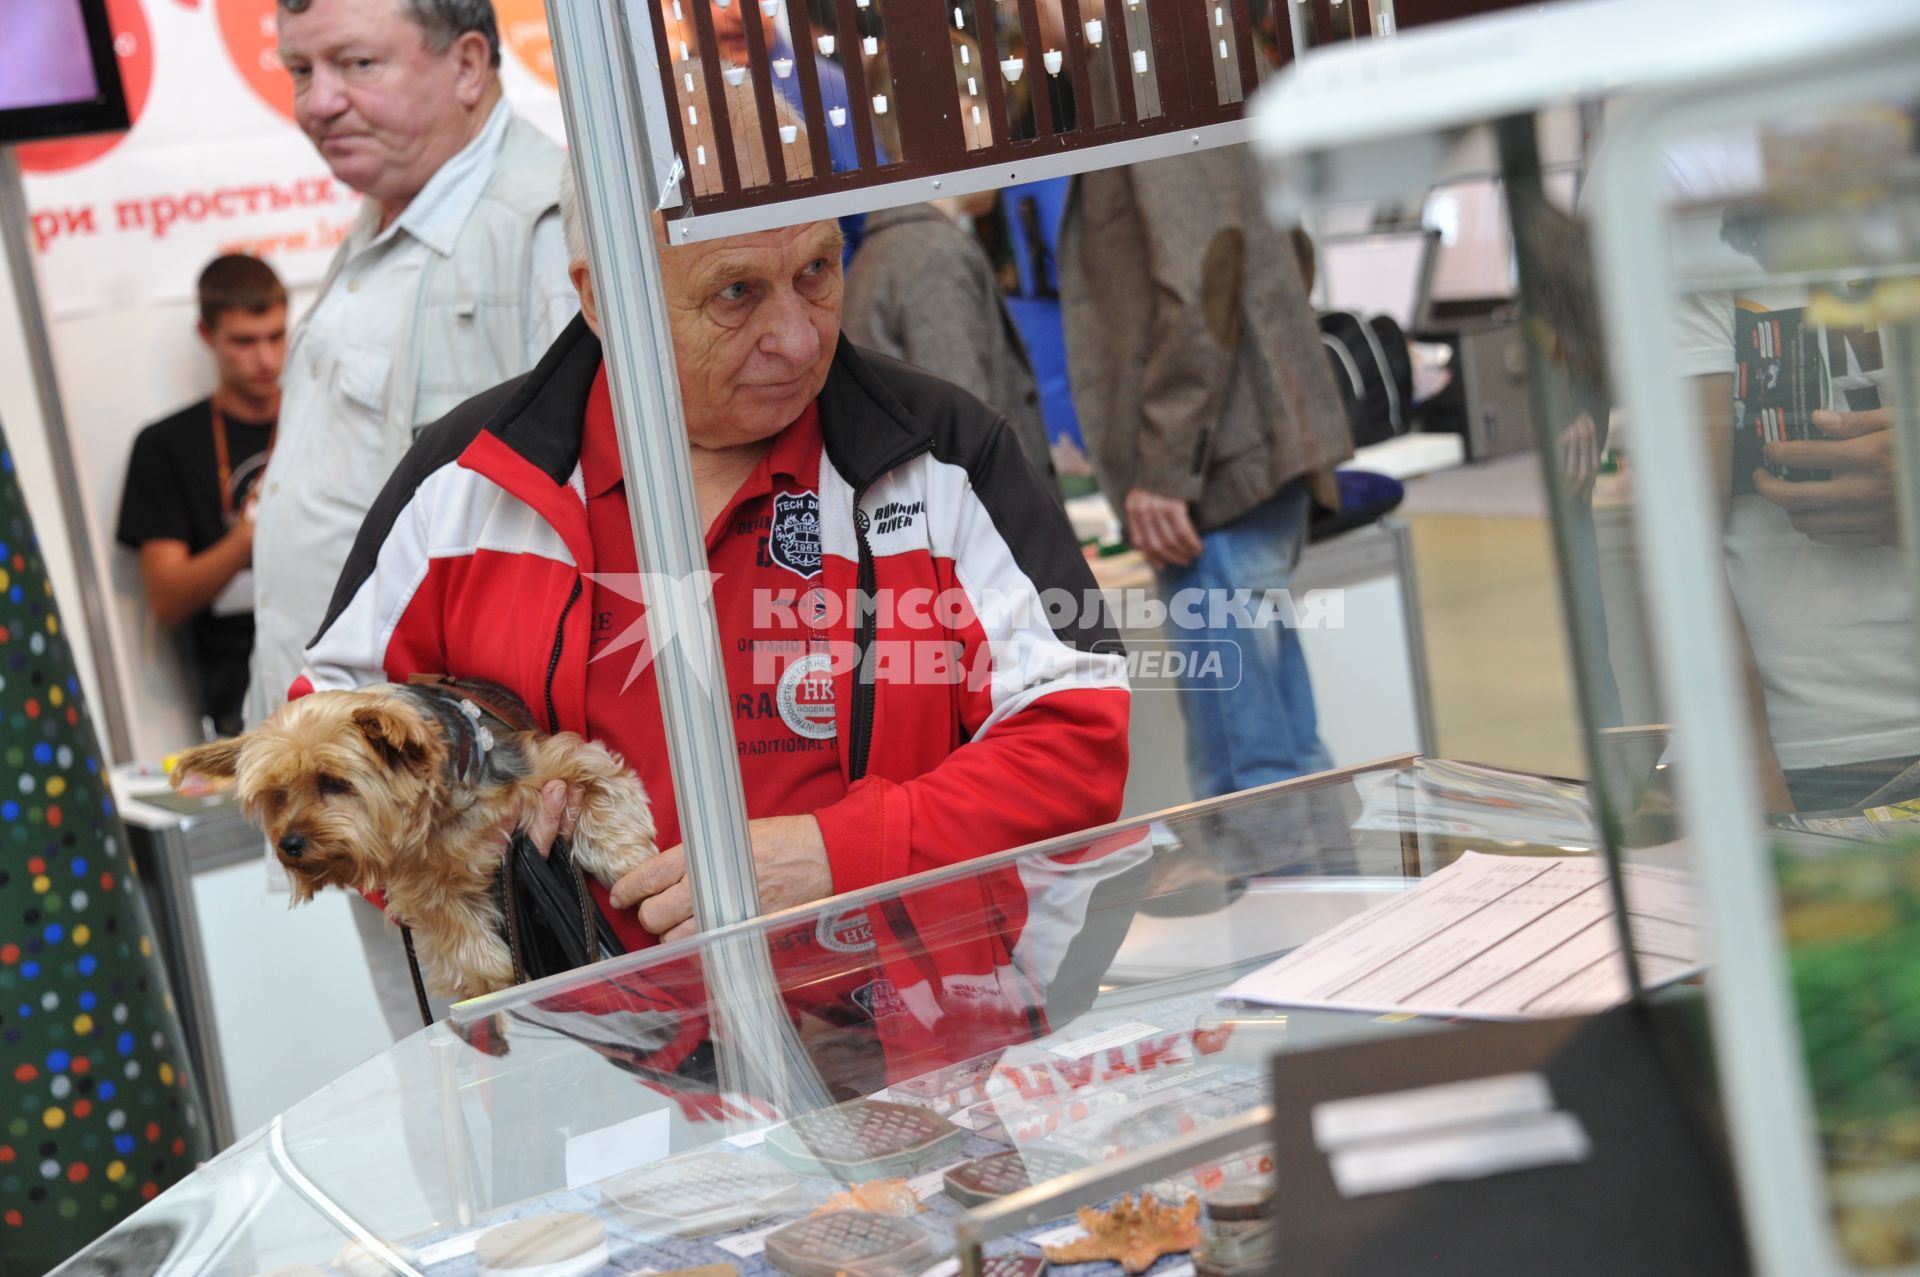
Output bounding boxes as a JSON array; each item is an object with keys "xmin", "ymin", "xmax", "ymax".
[
  {"xmin": 17, "ymin": 0, "xmax": 155, "ymax": 173},
  {"xmin": 215, "ymin": 0, "xmax": 295, "ymax": 125},
  {"xmin": 496, "ymin": 0, "xmax": 558, "ymax": 90}
]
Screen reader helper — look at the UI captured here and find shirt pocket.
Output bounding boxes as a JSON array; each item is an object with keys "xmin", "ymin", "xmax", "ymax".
[{"xmin": 312, "ymin": 346, "xmax": 396, "ymax": 503}]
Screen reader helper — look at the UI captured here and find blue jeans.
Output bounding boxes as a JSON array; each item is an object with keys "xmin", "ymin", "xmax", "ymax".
[{"xmin": 1156, "ymin": 483, "xmax": 1332, "ymax": 799}]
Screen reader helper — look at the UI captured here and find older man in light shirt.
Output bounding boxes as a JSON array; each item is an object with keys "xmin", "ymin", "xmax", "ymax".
[
  {"xmin": 247, "ymin": 0, "xmax": 575, "ymax": 1039},
  {"xmin": 246, "ymin": 0, "xmax": 575, "ymax": 728}
]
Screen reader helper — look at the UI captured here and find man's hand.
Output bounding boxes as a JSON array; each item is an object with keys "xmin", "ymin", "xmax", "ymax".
[
  {"xmin": 226, "ymin": 513, "xmax": 256, "ymax": 565},
  {"xmin": 609, "ymin": 814, "xmax": 832, "ymax": 942},
  {"xmin": 507, "ymin": 779, "xmax": 578, "ymax": 860},
  {"xmin": 1754, "ymin": 407, "xmax": 1897, "ymax": 547},
  {"xmin": 1559, "ymin": 413, "xmax": 1600, "ymax": 502},
  {"xmin": 138, "ymin": 519, "xmax": 260, "ymax": 627},
  {"xmin": 1123, "ymin": 488, "xmax": 1205, "ymax": 569}
]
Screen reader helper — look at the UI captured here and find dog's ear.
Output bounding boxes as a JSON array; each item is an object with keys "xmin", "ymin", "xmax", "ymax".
[
  {"xmin": 171, "ymin": 736, "xmax": 245, "ymax": 786},
  {"xmin": 352, "ymin": 702, "xmax": 441, "ymax": 768}
]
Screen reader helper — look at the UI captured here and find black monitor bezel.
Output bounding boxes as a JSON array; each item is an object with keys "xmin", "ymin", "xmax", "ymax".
[{"xmin": 0, "ymin": 0, "xmax": 132, "ymax": 147}]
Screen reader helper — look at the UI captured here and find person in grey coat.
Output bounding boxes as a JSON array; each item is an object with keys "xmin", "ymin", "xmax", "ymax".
[
  {"xmin": 1060, "ymin": 145, "xmax": 1354, "ymax": 798},
  {"xmin": 844, "ymin": 196, "xmax": 1057, "ymax": 488}
]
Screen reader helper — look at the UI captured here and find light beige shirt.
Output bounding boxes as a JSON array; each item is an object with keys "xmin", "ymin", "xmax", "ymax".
[{"xmin": 246, "ymin": 103, "xmax": 574, "ymax": 723}]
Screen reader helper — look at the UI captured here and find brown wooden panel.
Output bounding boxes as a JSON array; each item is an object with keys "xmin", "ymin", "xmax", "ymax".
[
  {"xmin": 1013, "ymin": 0, "xmax": 1058, "ymax": 139},
  {"xmin": 832, "ymin": 0, "xmax": 880, "ymax": 169},
  {"xmin": 738, "ymin": 0, "xmax": 789, "ymax": 187},
  {"xmin": 651, "ymin": 0, "xmax": 1344, "ymax": 221},
  {"xmin": 1099, "ymin": 0, "xmax": 1141, "ymax": 123},
  {"xmin": 688, "ymin": 0, "xmax": 742, "ymax": 192},
  {"xmin": 884, "ymin": 0, "xmax": 968, "ymax": 169},
  {"xmin": 1149, "ymin": 0, "xmax": 1199, "ymax": 125},
  {"xmin": 1397, "ymin": 0, "xmax": 1554, "ymax": 26},
  {"xmin": 779, "ymin": 0, "xmax": 835, "ymax": 179},
  {"xmin": 1061, "ymin": 0, "xmax": 1097, "ymax": 134},
  {"xmin": 968, "ymin": 0, "xmax": 1013, "ymax": 150},
  {"xmin": 1230, "ymin": 0, "xmax": 1259, "ymax": 100},
  {"xmin": 642, "ymin": 0, "xmax": 699, "ymax": 203}
]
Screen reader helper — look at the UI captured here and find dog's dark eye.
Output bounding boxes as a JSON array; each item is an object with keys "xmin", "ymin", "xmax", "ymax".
[{"xmin": 317, "ymin": 775, "xmax": 354, "ymax": 797}]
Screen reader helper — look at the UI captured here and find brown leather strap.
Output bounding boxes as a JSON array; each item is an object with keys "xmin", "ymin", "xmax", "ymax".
[
  {"xmin": 398, "ymin": 924, "xmax": 435, "ymax": 1028},
  {"xmin": 571, "ymin": 852, "xmax": 599, "ymax": 965},
  {"xmin": 404, "ymin": 672, "xmax": 538, "ymax": 735},
  {"xmin": 494, "ymin": 856, "xmax": 530, "ymax": 987}
]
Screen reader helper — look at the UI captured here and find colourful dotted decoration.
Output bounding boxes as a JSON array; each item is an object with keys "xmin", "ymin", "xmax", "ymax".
[{"xmin": 0, "ymin": 428, "xmax": 208, "ymax": 1272}]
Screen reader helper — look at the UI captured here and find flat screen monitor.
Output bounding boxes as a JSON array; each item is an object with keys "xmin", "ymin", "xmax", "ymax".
[
  {"xmin": 1421, "ymin": 171, "xmax": 1583, "ymax": 305},
  {"xmin": 1422, "ymin": 178, "xmax": 1514, "ymax": 304},
  {"xmin": 1318, "ymin": 229, "xmax": 1437, "ymax": 331},
  {"xmin": 1318, "ymin": 201, "xmax": 1379, "ymax": 238},
  {"xmin": 0, "ymin": 0, "xmax": 130, "ymax": 145}
]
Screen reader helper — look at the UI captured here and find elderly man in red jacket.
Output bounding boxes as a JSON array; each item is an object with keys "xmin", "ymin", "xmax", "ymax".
[{"xmin": 293, "ymin": 170, "xmax": 1131, "ymax": 1059}]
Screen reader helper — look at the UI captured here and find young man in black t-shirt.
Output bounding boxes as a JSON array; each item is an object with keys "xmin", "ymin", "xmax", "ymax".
[{"xmin": 116, "ymin": 255, "xmax": 287, "ymax": 738}]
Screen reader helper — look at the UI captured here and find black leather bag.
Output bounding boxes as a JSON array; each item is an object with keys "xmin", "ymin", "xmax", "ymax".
[{"xmin": 401, "ymin": 833, "xmax": 627, "ymax": 1027}]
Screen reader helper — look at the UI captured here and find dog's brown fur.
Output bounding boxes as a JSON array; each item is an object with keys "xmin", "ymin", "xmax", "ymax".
[{"xmin": 172, "ymin": 688, "xmax": 654, "ymax": 1001}]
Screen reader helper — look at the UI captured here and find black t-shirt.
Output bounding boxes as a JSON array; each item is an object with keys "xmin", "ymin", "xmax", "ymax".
[{"xmin": 116, "ymin": 397, "xmax": 274, "ymax": 730}]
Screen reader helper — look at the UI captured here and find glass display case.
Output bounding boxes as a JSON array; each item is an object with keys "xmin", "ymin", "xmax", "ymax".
[
  {"xmin": 1257, "ymin": 0, "xmax": 1920, "ymax": 1271},
  {"xmin": 56, "ymin": 755, "xmax": 1650, "ymax": 1277}
]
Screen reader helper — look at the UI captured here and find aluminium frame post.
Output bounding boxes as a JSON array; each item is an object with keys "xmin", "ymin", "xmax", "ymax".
[
  {"xmin": 0, "ymin": 149, "xmax": 135, "ymax": 762},
  {"xmin": 545, "ymin": 0, "xmax": 829, "ymax": 1114}
]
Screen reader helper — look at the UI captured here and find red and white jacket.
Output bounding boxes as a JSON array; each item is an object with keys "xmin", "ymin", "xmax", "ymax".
[{"xmin": 296, "ymin": 317, "xmax": 1135, "ymax": 1082}]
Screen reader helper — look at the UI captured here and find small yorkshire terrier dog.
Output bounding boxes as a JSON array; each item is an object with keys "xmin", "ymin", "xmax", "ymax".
[{"xmin": 171, "ymin": 680, "xmax": 654, "ymax": 1001}]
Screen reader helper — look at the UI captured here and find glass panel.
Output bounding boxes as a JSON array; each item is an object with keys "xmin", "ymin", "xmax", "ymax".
[
  {"xmin": 1673, "ymin": 104, "xmax": 1920, "ymax": 1273},
  {"xmin": 61, "ymin": 762, "xmax": 1656, "ymax": 1274},
  {"xmin": 1533, "ymin": 90, "xmax": 1920, "ymax": 1271}
]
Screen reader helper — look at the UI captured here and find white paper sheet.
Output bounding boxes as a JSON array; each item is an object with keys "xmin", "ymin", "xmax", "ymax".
[
  {"xmin": 1311, "ymin": 1072, "xmax": 1553, "ymax": 1151},
  {"xmin": 562, "ymin": 1108, "xmax": 671, "ymax": 1189},
  {"xmin": 1046, "ymin": 1020, "xmax": 1161, "ymax": 1058},
  {"xmin": 1219, "ymin": 852, "xmax": 1701, "ymax": 1020},
  {"xmin": 1329, "ymin": 1110, "xmax": 1591, "ymax": 1197}
]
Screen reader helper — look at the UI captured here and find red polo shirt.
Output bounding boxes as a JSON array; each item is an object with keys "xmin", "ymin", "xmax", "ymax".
[{"xmin": 579, "ymin": 365, "xmax": 846, "ymax": 953}]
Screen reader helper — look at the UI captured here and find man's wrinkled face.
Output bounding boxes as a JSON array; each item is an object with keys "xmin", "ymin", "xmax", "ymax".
[
  {"xmin": 278, "ymin": 0, "xmax": 482, "ymax": 210},
  {"xmin": 661, "ymin": 221, "xmax": 844, "ymax": 450}
]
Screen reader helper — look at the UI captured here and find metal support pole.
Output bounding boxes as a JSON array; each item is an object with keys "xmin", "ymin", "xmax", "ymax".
[
  {"xmin": 428, "ymin": 1032, "xmax": 481, "ymax": 1226},
  {"xmin": 0, "ymin": 149, "xmax": 134, "ymax": 762},
  {"xmin": 545, "ymin": 0, "xmax": 829, "ymax": 1115},
  {"xmin": 1382, "ymin": 517, "xmax": 1437, "ymax": 758}
]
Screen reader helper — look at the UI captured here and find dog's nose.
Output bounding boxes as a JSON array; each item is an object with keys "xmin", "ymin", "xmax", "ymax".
[{"xmin": 278, "ymin": 833, "xmax": 307, "ymax": 858}]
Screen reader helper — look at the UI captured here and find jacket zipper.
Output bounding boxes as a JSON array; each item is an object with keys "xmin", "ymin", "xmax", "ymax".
[
  {"xmin": 544, "ymin": 578, "xmax": 583, "ymax": 734},
  {"xmin": 847, "ymin": 442, "xmax": 931, "ymax": 781}
]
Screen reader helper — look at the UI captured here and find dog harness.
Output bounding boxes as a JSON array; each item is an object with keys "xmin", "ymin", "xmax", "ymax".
[
  {"xmin": 387, "ymin": 675, "xmax": 621, "ymax": 1026},
  {"xmin": 393, "ymin": 674, "xmax": 537, "ymax": 788}
]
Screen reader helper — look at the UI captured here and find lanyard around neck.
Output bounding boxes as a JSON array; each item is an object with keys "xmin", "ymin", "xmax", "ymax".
[{"xmin": 211, "ymin": 392, "xmax": 279, "ymax": 524}]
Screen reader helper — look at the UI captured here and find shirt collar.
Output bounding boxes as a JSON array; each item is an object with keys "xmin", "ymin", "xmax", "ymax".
[
  {"xmin": 374, "ymin": 99, "xmax": 513, "ymax": 256},
  {"xmin": 580, "ymin": 359, "xmax": 823, "ymax": 500}
]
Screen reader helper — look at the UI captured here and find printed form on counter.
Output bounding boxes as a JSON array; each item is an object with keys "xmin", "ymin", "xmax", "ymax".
[{"xmin": 1219, "ymin": 852, "xmax": 1702, "ymax": 1020}]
